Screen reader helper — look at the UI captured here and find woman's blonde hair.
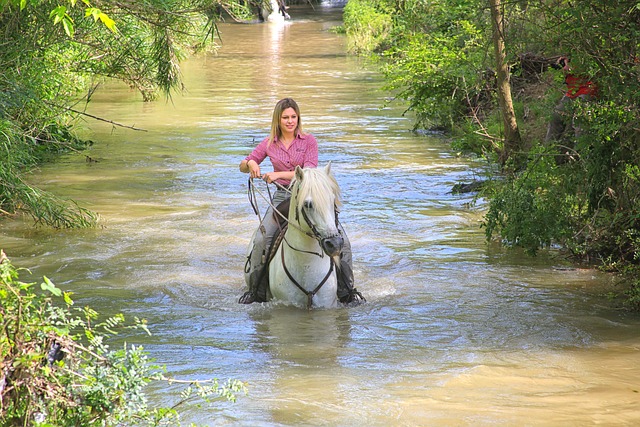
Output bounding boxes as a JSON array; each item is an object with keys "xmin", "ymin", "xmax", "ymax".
[{"xmin": 268, "ymin": 98, "xmax": 303, "ymax": 144}]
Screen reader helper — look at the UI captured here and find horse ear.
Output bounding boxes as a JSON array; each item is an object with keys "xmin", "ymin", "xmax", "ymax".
[
  {"xmin": 324, "ymin": 162, "xmax": 331, "ymax": 175},
  {"xmin": 295, "ymin": 165, "xmax": 304, "ymax": 181}
]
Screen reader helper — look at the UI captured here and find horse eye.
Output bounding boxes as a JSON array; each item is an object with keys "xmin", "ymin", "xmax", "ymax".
[{"xmin": 303, "ymin": 200, "xmax": 313, "ymax": 209}]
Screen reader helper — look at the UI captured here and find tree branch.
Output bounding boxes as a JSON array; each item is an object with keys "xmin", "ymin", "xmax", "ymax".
[{"xmin": 45, "ymin": 101, "xmax": 147, "ymax": 131}]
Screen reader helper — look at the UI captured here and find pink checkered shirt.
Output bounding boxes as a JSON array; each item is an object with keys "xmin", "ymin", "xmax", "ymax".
[{"xmin": 245, "ymin": 133, "xmax": 318, "ymax": 186}]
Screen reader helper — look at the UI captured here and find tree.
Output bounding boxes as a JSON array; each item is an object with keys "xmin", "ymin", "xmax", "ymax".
[
  {"xmin": 488, "ymin": 0, "xmax": 522, "ymax": 167},
  {"xmin": 343, "ymin": 0, "xmax": 640, "ymax": 306}
]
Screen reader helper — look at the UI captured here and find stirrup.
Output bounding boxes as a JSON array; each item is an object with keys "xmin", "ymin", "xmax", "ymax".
[{"xmin": 238, "ymin": 291, "xmax": 256, "ymax": 304}]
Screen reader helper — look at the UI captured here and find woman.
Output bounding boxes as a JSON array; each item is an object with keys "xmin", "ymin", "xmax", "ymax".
[{"xmin": 239, "ymin": 97, "xmax": 363, "ymax": 305}]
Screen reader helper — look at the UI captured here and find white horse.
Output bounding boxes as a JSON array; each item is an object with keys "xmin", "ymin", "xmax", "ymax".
[{"xmin": 268, "ymin": 164, "xmax": 343, "ymax": 308}]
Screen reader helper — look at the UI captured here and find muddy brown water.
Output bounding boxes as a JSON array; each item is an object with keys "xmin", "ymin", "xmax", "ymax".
[{"xmin": 1, "ymin": 4, "xmax": 639, "ymax": 426}]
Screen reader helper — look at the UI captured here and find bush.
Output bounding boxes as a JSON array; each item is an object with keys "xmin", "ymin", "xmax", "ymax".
[
  {"xmin": 342, "ymin": 0, "xmax": 492, "ymax": 131},
  {"xmin": 482, "ymin": 148, "xmax": 583, "ymax": 255},
  {"xmin": 0, "ymin": 251, "xmax": 246, "ymax": 426},
  {"xmin": 342, "ymin": 0, "xmax": 393, "ymax": 54}
]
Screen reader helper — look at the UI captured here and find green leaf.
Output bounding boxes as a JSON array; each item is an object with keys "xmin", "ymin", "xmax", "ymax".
[
  {"xmin": 41, "ymin": 276, "xmax": 62, "ymax": 297},
  {"xmin": 85, "ymin": 7, "xmax": 100, "ymax": 21},
  {"xmin": 85, "ymin": 7, "xmax": 118, "ymax": 33},
  {"xmin": 49, "ymin": 5, "xmax": 66, "ymax": 23},
  {"xmin": 63, "ymin": 291, "xmax": 74, "ymax": 306},
  {"xmin": 99, "ymin": 12, "xmax": 117, "ymax": 33},
  {"xmin": 62, "ymin": 17, "xmax": 74, "ymax": 37}
]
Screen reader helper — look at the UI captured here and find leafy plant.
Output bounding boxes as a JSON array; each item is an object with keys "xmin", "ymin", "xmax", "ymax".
[
  {"xmin": 0, "ymin": 251, "xmax": 246, "ymax": 426},
  {"xmin": 482, "ymin": 148, "xmax": 582, "ymax": 255}
]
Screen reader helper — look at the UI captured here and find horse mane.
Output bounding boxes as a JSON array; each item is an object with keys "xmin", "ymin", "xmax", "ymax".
[{"xmin": 291, "ymin": 167, "xmax": 342, "ymax": 213}]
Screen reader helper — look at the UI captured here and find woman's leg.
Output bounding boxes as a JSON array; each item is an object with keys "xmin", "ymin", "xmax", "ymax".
[
  {"xmin": 240, "ymin": 189, "xmax": 290, "ymax": 303},
  {"xmin": 336, "ymin": 224, "xmax": 365, "ymax": 304}
]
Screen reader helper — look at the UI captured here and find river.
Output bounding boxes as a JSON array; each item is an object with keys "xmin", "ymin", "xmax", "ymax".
[{"xmin": 1, "ymin": 4, "xmax": 640, "ymax": 426}]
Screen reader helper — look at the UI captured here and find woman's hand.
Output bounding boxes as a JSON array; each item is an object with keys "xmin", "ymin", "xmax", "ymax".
[
  {"xmin": 248, "ymin": 161, "xmax": 261, "ymax": 178},
  {"xmin": 262, "ymin": 171, "xmax": 278, "ymax": 184},
  {"xmin": 241, "ymin": 159, "xmax": 261, "ymax": 178}
]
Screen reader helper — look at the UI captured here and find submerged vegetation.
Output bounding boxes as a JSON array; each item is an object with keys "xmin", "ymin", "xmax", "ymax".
[{"xmin": 343, "ymin": 0, "xmax": 640, "ymax": 308}]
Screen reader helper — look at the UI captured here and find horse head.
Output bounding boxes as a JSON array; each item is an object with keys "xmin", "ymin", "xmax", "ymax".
[{"xmin": 290, "ymin": 164, "xmax": 344, "ymax": 257}]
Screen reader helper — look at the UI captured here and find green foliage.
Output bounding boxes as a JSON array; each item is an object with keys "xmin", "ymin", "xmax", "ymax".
[
  {"xmin": 494, "ymin": 1, "xmax": 640, "ymax": 269},
  {"xmin": 483, "ymin": 98, "xmax": 640, "ymax": 268},
  {"xmin": 343, "ymin": 0, "xmax": 491, "ymax": 130},
  {"xmin": 346, "ymin": 0, "xmax": 640, "ymax": 304},
  {"xmin": 625, "ymin": 271, "xmax": 640, "ymax": 311},
  {"xmin": 0, "ymin": 169, "xmax": 98, "ymax": 228},
  {"xmin": 342, "ymin": 0, "xmax": 393, "ymax": 54},
  {"xmin": 482, "ymin": 149, "xmax": 581, "ymax": 255},
  {"xmin": 0, "ymin": 251, "xmax": 247, "ymax": 426},
  {"xmin": 0, "ymin": 117, "xmax": 98, "ymax": 227},
  {"xmin": 383, "ymin": 19, "xmax": 488, "ymax": 130}
]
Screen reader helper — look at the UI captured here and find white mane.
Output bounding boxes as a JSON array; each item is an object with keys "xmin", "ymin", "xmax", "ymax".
[{"xmin": 291, "ymin": 167, "xmax": 342, "ymax": 216}]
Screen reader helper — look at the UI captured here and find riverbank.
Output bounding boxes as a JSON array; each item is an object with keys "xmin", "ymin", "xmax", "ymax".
[{"xmin": 342, "ymin": 0, "xmax": 640, "ymax": 310}]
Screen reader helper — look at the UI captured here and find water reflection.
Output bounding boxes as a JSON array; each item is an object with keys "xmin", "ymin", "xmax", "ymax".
[
  {"xmin": 250, "ymin": 306, "xmax": 370, "ymax": 426},
  {"xmin": 253, "ymin": 306, "xmax": 352, "ymax": 365},
  {"xmin": 264, "ymin": 21, "xmax": 289, "ymax": 99}
]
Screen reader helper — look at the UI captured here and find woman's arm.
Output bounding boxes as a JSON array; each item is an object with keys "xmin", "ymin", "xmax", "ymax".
[
  {"xmin": 240, "ymin": 159, "xmax": 261, "ymax": 178},
  {"xmin": 240, "ymin": 137, "xmax": 269, "ymax": 177}
]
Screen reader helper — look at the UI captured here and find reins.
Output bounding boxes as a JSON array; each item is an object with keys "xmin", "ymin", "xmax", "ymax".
[
  {"xmin": 248, "ymin": 177, "xmax": 337, "ymax": 243},
  {"xmin": 248, "ymin": 178, "xmax": 306, "ymax": 236}
]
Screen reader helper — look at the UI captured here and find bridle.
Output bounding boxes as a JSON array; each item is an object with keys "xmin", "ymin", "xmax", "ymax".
[
  {"xmin": 294, "ymin": 185, "xmax": 342, "ymax": 251},
  {"xmin": 248, "ymin": 177, "xmax": 341, "ymax": 255}
]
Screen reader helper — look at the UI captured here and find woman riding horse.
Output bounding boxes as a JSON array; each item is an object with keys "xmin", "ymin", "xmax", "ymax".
[{"xmin": 238, "ymin": 97, "xmax": 363, "ymax": 305}]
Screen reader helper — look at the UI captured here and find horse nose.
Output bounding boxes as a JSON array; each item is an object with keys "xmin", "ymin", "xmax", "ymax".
[{"xmin": 321, "ymin": 235, "xmax": 344, "ymax": 257}]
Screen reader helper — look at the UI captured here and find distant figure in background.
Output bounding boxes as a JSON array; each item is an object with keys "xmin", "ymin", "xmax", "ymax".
[
  {"xmin": 277, "ymin": 0, "xmax": 290, "ymax": 19},
  {"xmin": 260, "ymin": 0, "xmax": 290, "ymax": 22},
  {"xmin": 545, "ymin": 56, "xmax": 598, "ymax": 163}
]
